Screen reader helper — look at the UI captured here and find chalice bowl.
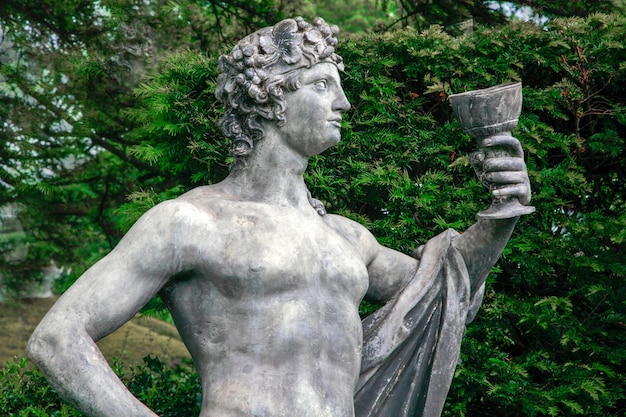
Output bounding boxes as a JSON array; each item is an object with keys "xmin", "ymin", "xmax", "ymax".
[{"xmin": 449, "ymin": 82, "xmax": 535, "ymax": 219}]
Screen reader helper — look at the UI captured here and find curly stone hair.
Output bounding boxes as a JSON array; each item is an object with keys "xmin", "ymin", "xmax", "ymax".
[{"xmin": 215, "ymin": 17, "xmax": 344, "ymax": 163}]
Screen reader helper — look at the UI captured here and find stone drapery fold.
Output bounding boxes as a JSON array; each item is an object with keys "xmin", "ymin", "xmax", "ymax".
[{"xmin": 355, "ymin": 229, "xmax": 486, "ymax": 417}]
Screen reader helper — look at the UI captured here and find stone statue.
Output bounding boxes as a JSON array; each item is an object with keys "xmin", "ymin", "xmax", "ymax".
[{"xmin": 27, "ymin": 17, "xmax": 533, "ymax": 417}]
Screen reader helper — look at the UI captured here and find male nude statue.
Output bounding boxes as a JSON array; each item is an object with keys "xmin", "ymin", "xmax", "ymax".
[{"xmin": 27, "ymin": 17, "xmax": 532, "ymax": 417}]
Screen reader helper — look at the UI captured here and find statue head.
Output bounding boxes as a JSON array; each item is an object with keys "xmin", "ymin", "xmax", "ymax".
[{"xmin": 215, "ymin": 17, "xmax": 344, "ymax": 163}]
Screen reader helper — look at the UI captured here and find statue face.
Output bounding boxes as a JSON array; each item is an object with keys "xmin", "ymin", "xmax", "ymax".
[{"xmin": 280, "ymin": 63, "xmax": 351, "ymax": 157}]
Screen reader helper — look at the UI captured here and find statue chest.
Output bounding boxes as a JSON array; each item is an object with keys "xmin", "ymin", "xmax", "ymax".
[{"xmin": 183, "ymin": 205, "xmax": 370, "ymax": 303}]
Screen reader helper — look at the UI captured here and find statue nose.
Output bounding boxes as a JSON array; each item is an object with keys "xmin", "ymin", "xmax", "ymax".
[{"xmin": 333, "ymin": 90, "xmax": 351, "ymax": 112}]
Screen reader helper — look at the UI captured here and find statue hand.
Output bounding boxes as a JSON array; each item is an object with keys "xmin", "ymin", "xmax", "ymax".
[{"xmin": 470, "ymin": 135, "xmax": 532, "ymax": 206}]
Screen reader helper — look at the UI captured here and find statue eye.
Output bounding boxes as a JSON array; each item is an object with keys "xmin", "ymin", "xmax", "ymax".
[{"xmin": 314, "ymin": 79, "xmax": 328, "ymax": 90}]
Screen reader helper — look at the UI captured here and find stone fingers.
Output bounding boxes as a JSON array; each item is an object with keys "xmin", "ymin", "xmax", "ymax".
[
  {"xmin": 482, "ymin": 157, "xmax": 526, "ymax": 173},
  {"xmin": 483, "ymin": 171, "xmax": 527, "ymax": 184},
  {"xmin": 493, "ymin": 183, "xmax": 531, "ymax": 204},
  {"xmin": 482, "ymin": 135, "xmax": 523, "ymax": 157}
]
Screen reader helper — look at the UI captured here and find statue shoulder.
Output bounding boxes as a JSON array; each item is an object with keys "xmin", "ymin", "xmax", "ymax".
[
  {"xmin": 163, "ymin": 185, "xmax": 235, "ymax": 215},
  {"xmin": 324, "ymin": 213, "xmax": 379, "ymax": 255},
  {"xmin": 131, "ymin": 186, "xmax": 227, "ymax": 235}
]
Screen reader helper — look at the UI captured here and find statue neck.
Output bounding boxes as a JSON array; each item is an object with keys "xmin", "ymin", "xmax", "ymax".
[{"xmin": 224, "ymin": 135, "xmax": 312, "ymax": 210}]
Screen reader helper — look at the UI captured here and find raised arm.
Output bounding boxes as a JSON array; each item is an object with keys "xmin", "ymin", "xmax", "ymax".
[
  {"xmin": 357, "ymin": 134, "xmax": 531, "ymax": 303},
  {"xmin": 451, "ymin": 134, "xmax": 532, "ymax": 291},
  {"xmin": 26, "ymin": 200, "xmax": 197, "ymax": 417}
]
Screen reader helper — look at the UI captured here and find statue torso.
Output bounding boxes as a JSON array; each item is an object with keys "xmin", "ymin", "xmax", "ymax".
[{"xmin": 160, "ymin": 187, "xmax": 371, "ymax": 417}]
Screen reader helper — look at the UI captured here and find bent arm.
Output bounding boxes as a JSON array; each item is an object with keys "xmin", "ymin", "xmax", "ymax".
[
  {"xmin": 365, "ymin": 140, "xmax": 531, "ymax": 303},
  {"xmin": 363, "ymin": 218, "xmax": 516, "ymax": 306},
  {"xmin": 27, "ymin": 201, "xmax": 195, "ymax": 417},
  {"xmin": 452, "ymin": 134, "xmax": 531, "ymax": 291}
]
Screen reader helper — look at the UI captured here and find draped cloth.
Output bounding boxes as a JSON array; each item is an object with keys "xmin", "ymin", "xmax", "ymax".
[{"xmin": 355, "ymin": 229, "xmax": 486, "ymax": 417}]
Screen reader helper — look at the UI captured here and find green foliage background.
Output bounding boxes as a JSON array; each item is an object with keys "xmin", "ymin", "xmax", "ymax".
[{"xmin": 1, "ymin": 2, "xmax": 626, "ymax": 416}]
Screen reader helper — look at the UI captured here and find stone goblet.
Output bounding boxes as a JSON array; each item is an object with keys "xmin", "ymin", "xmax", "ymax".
[{"xmin": 449, "ymin": 82, "xmax": 535, "ymax": 219}]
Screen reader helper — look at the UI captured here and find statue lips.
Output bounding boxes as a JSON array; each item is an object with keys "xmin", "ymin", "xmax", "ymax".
[{"xmin": 328, "ymin": 118, "xmax": 342, "ymax": 129}]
